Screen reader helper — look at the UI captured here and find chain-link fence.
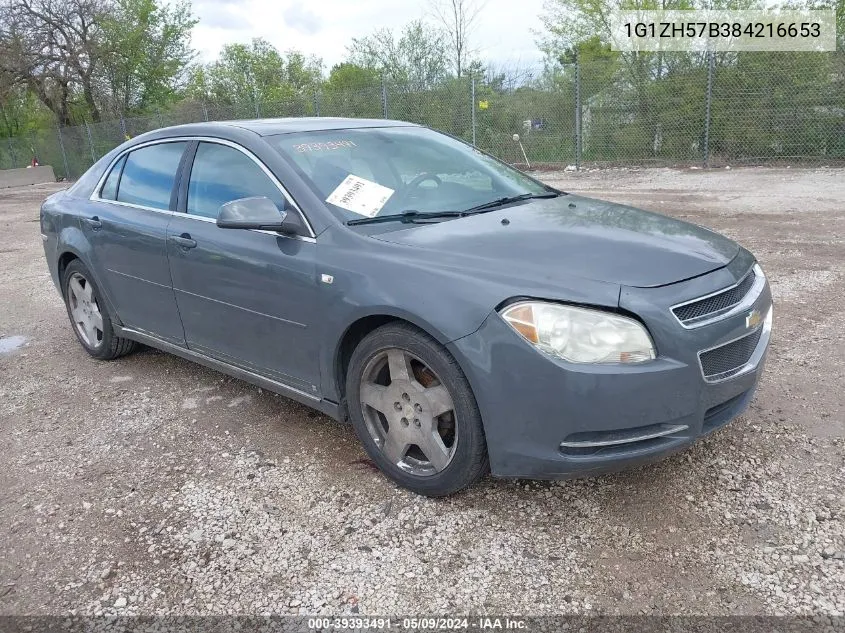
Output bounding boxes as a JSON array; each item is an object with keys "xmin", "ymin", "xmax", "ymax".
[{"xmin": 2, "ymin": 51, "xmax": 843, "ymax": 181}]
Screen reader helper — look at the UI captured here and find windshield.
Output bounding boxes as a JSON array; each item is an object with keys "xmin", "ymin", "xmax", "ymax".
[{"xmin": 268, "ymin": 127, "xmax": 551, "ymax": 222}]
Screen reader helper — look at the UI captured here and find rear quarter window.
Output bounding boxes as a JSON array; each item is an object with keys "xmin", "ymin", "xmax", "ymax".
[{"xmin": 99, "ymin": 155, "xmax": 126, "ymax": 200}]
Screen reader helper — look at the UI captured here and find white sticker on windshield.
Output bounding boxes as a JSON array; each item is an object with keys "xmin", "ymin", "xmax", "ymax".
[{"xmin": 326, "ymin": 175, "xmax": 394, "ymax": 217}]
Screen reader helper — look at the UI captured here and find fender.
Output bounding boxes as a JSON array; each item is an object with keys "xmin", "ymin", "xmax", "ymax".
[
  {"xmin": 56, "ymin": 225, "xmax": 123, "ymax": 326},
  {"xmin": 313, "ymin": 224, "xmax": 621, "ymax": 404},
  {"xmin": 321, "ymin": 303, "xmax": 483, "ymax": 405}
]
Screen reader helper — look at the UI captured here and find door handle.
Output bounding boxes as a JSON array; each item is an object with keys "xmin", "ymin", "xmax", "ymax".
[
  {"xmin": 170, "ymin": 234, "xmax": 197, "ymax": 249},
  {"xmin": 84, "ymin": 216, "xmax": 102, "ymax": 230}
]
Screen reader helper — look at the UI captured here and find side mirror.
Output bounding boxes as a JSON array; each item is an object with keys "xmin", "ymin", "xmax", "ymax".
[{"xmin": 216, "ymin": 196, "xmax": 303, "ymax": 234}]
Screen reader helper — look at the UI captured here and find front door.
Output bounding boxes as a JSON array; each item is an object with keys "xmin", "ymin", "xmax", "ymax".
[{"xmin": 166, "ymin": 141, "xmax": 321, "ymax": 395}]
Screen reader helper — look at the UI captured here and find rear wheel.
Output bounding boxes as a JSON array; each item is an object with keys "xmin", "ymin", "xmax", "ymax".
[
  {"xmin": 62, "ymin": 260, "xmax": 136, "ymax": 360},
  {"xmin": 346, "ymin": 323, "xmax": 488, "ymax": 496}
]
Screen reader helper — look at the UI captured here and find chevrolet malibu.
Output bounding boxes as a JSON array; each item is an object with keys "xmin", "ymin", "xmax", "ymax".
[{"xmin": 40, "ymin": 118, "xmax": 773, "ymax": 496}]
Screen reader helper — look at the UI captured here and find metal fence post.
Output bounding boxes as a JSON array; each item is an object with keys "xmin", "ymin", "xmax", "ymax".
[
  {"xmin": 119, "ymin": 114, "xmax": 128, "ymax": 140},
  {"xmin": 84, "ymin": 121, "xmax": 96, "ymax": 163},
  {"xmin": 471, "ymin": 76, "xmax": 477, "ymax": 147},
  {"xmin": 202, "ymin": 102, "xmax": 209, "ymax": 121},
  {"xmin": 57, "ymin": 123, "xmax": 70, "ymax": 180},
  {"xmin": 703, "ymin": 50, "xmax": 715, "ymax": 168},
  {"xmin": 381, "ymin": 76, "xmax": 389, "ymax": 118},
  {"xmin": 314, "ymin": 91, "xmax": 321, "ymax": 117},
  {"xmin": 7, "ymin": 136, "xmax": 16, "ymax": 167},
  {"xmin": 574, "ymin": 52, "xmax": 582, "ymax": 171}
]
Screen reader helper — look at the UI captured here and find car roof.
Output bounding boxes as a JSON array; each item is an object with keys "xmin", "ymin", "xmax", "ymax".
[{"xmin": 157, "ymin": 117, "xmax": 419, "ymax": 138}]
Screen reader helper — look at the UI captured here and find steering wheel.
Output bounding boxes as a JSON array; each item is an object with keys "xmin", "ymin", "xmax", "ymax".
[
  {"xmin": 405, "ymin": 172, "xmax": 442, "ymax": 190},
  {"xmin": 391, "ymin": 172, "xmax": 442, "ymax": 208}
]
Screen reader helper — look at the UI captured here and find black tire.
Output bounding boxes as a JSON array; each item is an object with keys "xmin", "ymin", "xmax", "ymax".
[
  {"xmin": 346, "ymin": 322, "xmax": 489, "ymax": 496},
  {"xmin": 62, "ymin": 259, "xmax": 137, "ymax": 360}
]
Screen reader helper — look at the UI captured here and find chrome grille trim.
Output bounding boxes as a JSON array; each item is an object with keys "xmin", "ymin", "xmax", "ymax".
[
  {"xmin": 671, "ymin": 264, "xmax": 765, "ymax": 329},
  {"xmin": 560, "ymin": 424, "xmax": 689, "ymax": 449}
]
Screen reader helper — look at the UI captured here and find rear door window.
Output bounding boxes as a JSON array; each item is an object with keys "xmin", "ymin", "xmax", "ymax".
[{"xmin": 117, "ymin": 142, "xmax": 188, "ymax": 210}]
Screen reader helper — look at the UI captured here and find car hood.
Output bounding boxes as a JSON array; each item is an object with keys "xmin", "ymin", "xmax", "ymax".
[{"xmin": 371, "ymin": 194, "xmax": 739, "ymax": 288}]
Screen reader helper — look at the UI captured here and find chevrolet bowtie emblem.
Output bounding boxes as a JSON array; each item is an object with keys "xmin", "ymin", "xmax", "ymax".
[{"xmin": 746, "ymin": 309, "xmax": 762, "ymax": 329}]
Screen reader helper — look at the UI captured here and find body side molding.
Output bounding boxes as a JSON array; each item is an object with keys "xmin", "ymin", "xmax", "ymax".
[{"xmin": 114, "ymin": 325, "xmax": 341, "ymax": 420}]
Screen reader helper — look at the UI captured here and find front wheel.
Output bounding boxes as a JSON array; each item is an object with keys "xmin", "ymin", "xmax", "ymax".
[{"xmin": 346, "ymin": 323, "xmax": 489, "ymax": 496}]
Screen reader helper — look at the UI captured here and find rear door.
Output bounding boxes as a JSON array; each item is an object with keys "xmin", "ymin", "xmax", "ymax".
[
  {"xmin": 165, "ymin": 140, "xmax": 321, "ymax": 395},
  {"xmin": 84, "ymin": 141, "xmax": 188, "ymax": 344}
]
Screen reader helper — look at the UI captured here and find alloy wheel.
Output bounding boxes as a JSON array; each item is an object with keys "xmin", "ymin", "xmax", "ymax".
[
  {"xmin": 67, "ymin": 272, "xmax": 104, "ymax": 348},
  {"xmin": 359, "ymin": 348, "xmax": 458, "ymax": 476}
]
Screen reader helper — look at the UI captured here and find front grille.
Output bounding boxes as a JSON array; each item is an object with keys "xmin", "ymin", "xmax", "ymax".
[
  {"xmin": 699, "ymin": 326, "xmax": 763, "ymax": 382},
  {"xmin": 673, "ymin": 268, "xmax": 756, "ymax": 326}
]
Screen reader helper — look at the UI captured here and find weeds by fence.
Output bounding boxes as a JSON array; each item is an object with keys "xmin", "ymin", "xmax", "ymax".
[{"xmin": 2, "ymin": 51, "xmax": 843, "ymax": 181}]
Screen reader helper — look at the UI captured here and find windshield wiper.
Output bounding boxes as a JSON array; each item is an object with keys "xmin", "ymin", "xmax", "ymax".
[
  {"xmin": 346, "ymin": 210, "xmax": 466, "ymax": 226},
  {"xmin": 463, "ymin": 192, "xmax": 560, "ymax": 215},
  {"xmin": 345, "ymin": 192, "xmax": 561, "ymax": 226}
]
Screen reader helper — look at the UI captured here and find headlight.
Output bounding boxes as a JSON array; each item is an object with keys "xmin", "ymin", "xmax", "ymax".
[{"xmin": 500, "ymin": 301, "xmax": 656, "ymax": 364}]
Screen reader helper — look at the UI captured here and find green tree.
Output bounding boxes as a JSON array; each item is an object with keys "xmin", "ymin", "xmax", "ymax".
[
  {"xmin": 189, "ymin": 38, "xmax": 322, "ymax": 115},
  {"xmin": 347, "ymin": 21, "xmax": 450, "ymax": 92},
  {"xmin": 536, "ymin": 0, "xmax": 758, "ymax": 161},
  {"xmin": 711, "ymin": 51, "xmax": 844, "ymax": 159},
  {"xmin": 0, "ymin": 0, "xmax": 106, "ymax": 124},
  {"xmin": 0, "ymin": 0, "xmax": 195, "ymax": 124},
  {"xmin": 318, "ymin": 63, "xmax": 382, "ymax": 117},
  {"xmin": 284, "ymin": 50, "xmax": 324, "ymax": 92},
  {"xmin": 325, "ymin": 63, "xmax": 381, "ymax": 92},
  {"xmin": 800, "ymin": 0, "xmax": 844, "ymax": 49},
  {"xmin": 99, "ymin": 0, "xmax": 196, "ymax": 115},
  {"xmin": 544, "ymin": 36, "xmax": 620, "ymax": 99},
  {"xmin": 0, "ymin": 82, "xmax": 51, "ymax": 138}
]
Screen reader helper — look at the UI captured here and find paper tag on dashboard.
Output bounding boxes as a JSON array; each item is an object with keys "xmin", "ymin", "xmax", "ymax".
[{"xmin": 326, "ymin": 175, "xmax": 394, "ymax": 217}]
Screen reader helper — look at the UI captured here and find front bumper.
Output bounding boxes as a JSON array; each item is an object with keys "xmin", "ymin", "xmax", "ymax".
[{"xmin": 448, "ymin": 263, "xmax": 773, "ymax": 479}]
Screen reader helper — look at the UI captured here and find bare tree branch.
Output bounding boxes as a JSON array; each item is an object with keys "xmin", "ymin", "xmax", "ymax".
[
  {"xmin": 428, "ymin": 0, "xmax": 486, "ymax": 77},
  {"xmin": 1, "ymin": 0, "xmax": 109, "ymax": 123}
]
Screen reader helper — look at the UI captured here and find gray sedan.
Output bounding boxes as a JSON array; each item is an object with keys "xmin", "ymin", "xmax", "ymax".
[{"xmin": 40, "ymin": 118, "xmax": 773, "ymax": 496}]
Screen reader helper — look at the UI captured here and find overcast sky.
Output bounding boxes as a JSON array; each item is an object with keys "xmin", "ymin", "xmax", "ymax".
[{"xmin": 188, "ymin": 0, "xmax": 548, "ymax": 73}]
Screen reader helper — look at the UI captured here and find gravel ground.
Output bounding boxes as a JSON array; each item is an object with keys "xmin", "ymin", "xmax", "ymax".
[{"xmin": 1, "ymin": 167, "xmax": 843, "ymax": 617}]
